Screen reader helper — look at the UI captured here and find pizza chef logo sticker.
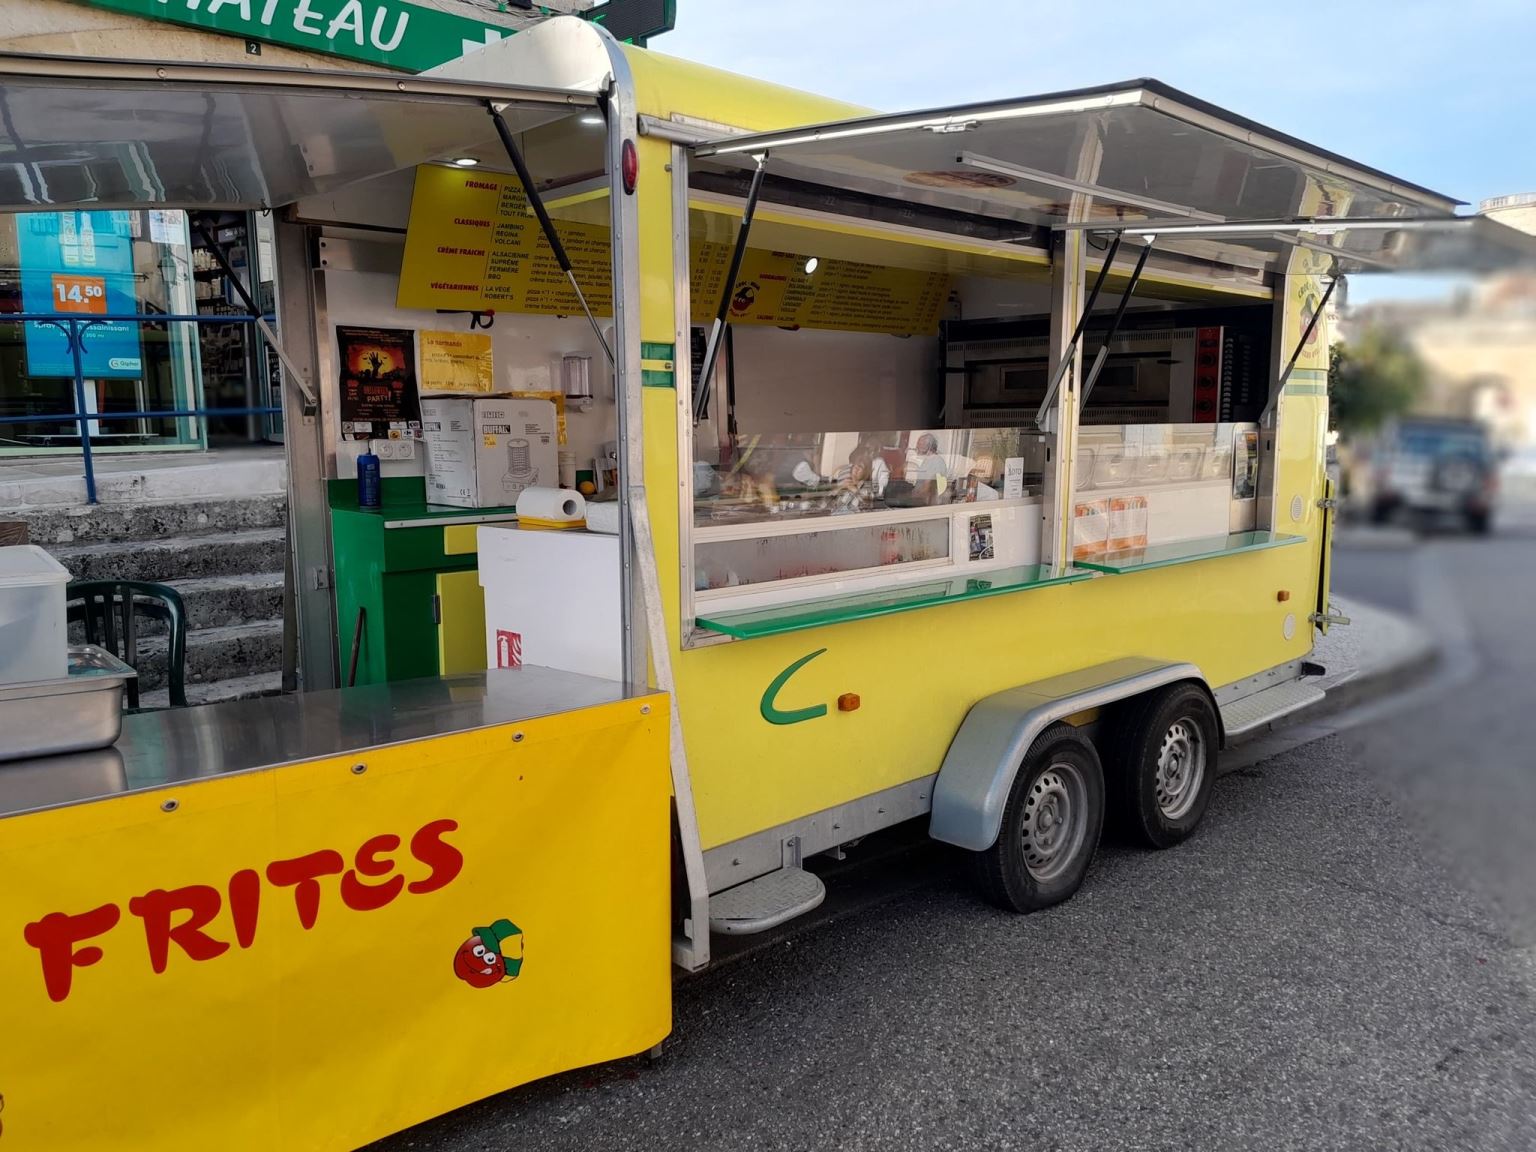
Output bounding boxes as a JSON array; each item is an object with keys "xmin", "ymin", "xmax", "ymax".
[
  {"xmin": 730, "ymin": 280, "xmax": 760, "ymax": 316},
  {"xmin": 453, "ymin": 918, "xmax": 524, "ymax": 989}
]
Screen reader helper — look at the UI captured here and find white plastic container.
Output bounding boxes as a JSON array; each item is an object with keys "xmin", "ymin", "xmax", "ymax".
[{"xmin": 0, "ymin": 545, "xmax": 71, "ymax": 686}]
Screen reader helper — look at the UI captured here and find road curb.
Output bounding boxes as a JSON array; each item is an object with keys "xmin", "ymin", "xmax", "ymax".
[
  {"xmin": 1307, "ymin": 635, "xmax": 1441, "ymax": 724},
  {"xmin": 1227, "ymin": 600, "xmax": 1441, "ymax": 755}
]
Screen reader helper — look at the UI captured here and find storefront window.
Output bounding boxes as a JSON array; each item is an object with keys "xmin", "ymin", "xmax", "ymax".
[{"xmin": 0, "ymin": 208, "xmax": 203, "ymax": 454}]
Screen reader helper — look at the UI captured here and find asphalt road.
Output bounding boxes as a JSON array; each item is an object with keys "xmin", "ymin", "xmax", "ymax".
[{"xmin": 375, "ymin": 512, "xmax": 1536, "ymax": 1152}]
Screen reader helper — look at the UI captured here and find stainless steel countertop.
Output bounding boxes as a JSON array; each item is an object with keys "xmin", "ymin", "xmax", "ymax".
[{"xmin": 0, "ymin": 666, "xmax": 629, "ymax": 820}]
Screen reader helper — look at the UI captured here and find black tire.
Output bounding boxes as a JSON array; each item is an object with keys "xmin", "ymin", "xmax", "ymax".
[
  {"xmin": 1112, "ymin": 683, "xmax": 1219, "ymax": 850},
  {"xmin": 1466, "ymin": 509, "xmax": 1491, "ymax": 535},
  {"xmin": 971, "ymin": 724, "xmax": 1104, "ymax": 913},
  {"xmin": 1370, "ymin": 499, "xmax": 1393, "ymax": 526}
]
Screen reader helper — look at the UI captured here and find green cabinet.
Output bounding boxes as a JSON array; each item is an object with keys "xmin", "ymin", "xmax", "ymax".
[{"xmin": 329, "ymin": 477, "xmax": 517, "ymax": 686}]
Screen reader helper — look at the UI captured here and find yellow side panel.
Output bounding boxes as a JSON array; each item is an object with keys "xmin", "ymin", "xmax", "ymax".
[
  {"xmin": 674, "ymin": 541, "xmax": 1320, "ymax": 850},
  {"xmin": 442, "ymin": 524, "xmax": 479, "ymax": 555},
  {"xmin": 0, "ymin": 697, "xmax": 672, "ymax": 1151},
  {"xmin": 436, "ymin": 569, "xmax": 487, "ymax": 675}
]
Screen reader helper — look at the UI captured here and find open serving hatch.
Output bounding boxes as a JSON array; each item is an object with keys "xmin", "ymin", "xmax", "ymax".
[
  {"xmin": 690, "ymin": 78, "xmax": 1536, "ymax": 279},
  {"xmin": 0, "ymin": 53, "xmax": 600, "ymax": 210},
  {"xmin": 686, "ymin": 78, "xmax": 1536, "ymax": 422}
]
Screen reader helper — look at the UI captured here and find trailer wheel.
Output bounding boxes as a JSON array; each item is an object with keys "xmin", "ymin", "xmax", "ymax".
[
  {"xmin": 1116, "ymin": 683, "xmax": 1218, "ymax": 849},
  {"xmin": 972, "ymin": 723, "xmax": 1104, "ymax": 913}
]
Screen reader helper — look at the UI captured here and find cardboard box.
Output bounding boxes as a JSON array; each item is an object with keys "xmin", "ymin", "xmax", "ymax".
[{"xmin": 420, "ymin": 397, "xmax": 558, "ymax": 508}]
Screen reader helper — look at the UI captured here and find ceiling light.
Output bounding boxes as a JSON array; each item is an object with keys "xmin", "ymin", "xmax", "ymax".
[
  {"xmin": 450, "ymin": 157, "xmax": 479, "ymax": 168},
  {"xmin": 803, "ymin": 257, "xmax": 819, "ymax": 274},
  {"xmin": 580, "ymin": 114, "xmax": 604, "ymax": 126}
]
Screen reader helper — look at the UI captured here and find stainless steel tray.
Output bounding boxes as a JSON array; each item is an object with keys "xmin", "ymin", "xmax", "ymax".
[{"xmin": 0, "ymin": 645, "xmax": 137, "ymax": 764}]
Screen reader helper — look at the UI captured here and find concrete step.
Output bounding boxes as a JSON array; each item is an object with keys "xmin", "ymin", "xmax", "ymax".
[
  {"xmin": 139, "ymin": 671, "xmax": 286, "ymax": 710},
  {"xmin": 17, "ymin": 494, "xmax": 287, "ymax": 546},
  {"xmin": 171, "ymin": 572, "xmax": 285, "ymax": 631},
  {"xmin": 0, "ymin": 453, "xmax": 285, "ymax": 511},
  {"xmin": 135, "ymin": 620, "xmax": 284, "ymax": 691},
  {"xmin": 51, "ymin": 527, "xmax": 287, "ymax": 583}
]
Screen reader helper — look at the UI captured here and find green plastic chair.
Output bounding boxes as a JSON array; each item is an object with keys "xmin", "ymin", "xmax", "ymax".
[{"xmin": 67, "ymin": 580, "xmax": 188, "ymax": 709}]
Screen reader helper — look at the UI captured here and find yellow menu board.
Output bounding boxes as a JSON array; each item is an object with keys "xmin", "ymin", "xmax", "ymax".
[
  {"xmin": 688, "ymin": 242, "xmax": 949, "ymax": 336},
  {"xmin": 397, "ymin": 166, "xmax": 613, "ymax": 316},
  {"xmin": 397, "ymin": 165, "xmax": 949, "ymax": 335},
  {"xmin": 420, "ymin": 330, "xmax": 495, "ymax": 394}
]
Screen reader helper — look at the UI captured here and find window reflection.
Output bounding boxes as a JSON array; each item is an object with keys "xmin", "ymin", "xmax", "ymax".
[{"xmin": 693, "ymin": 427, "xmax": 1047, "ymax": 527}]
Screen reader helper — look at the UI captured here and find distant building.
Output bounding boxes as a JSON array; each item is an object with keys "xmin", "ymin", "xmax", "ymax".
[{"xmin": 1341, "ymin": 194, "xmax": 1536, "ymax": 449}]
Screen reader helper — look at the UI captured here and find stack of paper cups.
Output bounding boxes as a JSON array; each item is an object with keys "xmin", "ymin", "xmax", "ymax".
[{"xmin": 558, "ymin": 449, "xmax": 576, "ymax": 489}]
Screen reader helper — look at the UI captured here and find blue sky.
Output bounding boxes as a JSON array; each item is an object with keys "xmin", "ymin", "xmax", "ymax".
[{"xmin": 657, "ymin": 1, "xmax": 1536, "ymax": 302}]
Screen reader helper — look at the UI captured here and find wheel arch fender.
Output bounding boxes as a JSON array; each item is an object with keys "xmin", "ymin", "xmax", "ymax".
[{"xmin": 928, "ymin": 658, "xmax": 1209, "ymax": 852}]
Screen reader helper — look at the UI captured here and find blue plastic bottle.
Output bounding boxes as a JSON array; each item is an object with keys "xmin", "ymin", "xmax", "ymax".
[{"xmin": 357, "ymin": 451, "xmax": 381, "ymax": 508}]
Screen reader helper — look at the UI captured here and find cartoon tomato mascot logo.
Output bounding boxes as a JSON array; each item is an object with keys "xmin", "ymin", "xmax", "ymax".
[{"xmin": 453, "ymin": 918, "xmax": 524, "ymax": 989}]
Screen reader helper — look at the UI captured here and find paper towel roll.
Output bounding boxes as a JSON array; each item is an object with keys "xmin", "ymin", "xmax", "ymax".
[
  {"xmin": 515, "ymin": 486, "xmax": 587, "ymax": 523},
  {"xmin": 584, "ymin": 500, "xmax": 621, "ymax": 535}
]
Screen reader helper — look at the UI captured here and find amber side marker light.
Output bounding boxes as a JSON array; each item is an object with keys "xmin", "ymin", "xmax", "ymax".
[
  {"xmin": 1277, "ymin": 590, "xmax": 1291, "ymax": 602},
  {"xmin": 838, "ymin": 693, "xmax": 861, "ymax": 712}
]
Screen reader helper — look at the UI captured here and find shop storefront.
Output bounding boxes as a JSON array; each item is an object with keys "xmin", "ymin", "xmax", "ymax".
[
  {"xmin": 0, "ymin": 0, "xmax": 670, "ymax": 459},
  {"xmin": 0, "ymin": 206, "xmax": 282, "ymax": 455}
]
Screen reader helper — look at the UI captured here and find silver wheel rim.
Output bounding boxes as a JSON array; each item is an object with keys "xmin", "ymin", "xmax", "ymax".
[
  {"xmin": 1019, "ymin": 761, "xmax": 1089, "ymax": 882},
  {"xmin": 1156, "ymin": 719, "xmax": 1206, "ymax": 820}
]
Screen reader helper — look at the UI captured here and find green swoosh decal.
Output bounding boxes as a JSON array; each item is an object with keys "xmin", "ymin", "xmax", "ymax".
[{"xmin": 761, "ymin": 648, "xmax": 829, "ymax": 726}]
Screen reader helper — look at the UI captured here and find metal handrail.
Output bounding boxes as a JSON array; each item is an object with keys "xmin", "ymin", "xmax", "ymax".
[
  {"xmin": 3, "ymin": 312, "xmax": 266, "ymax": 323},
  {"xmin": 1, "ymin": 312, "xmax": 286, "ymax": 504},
  {"xmin": 0, "ymin": 407, "xmax": 281, "ymax": 425}
]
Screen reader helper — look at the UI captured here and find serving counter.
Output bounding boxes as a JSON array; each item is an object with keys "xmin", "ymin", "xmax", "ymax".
[{"xmin": 0, "ymin": 666, "xmax": 624, "ymax": 818}]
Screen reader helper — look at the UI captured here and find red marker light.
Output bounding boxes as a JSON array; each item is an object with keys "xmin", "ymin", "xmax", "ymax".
[{"xmin": 621, "ymin": 139, "xmax": 639, "ymax": 196}]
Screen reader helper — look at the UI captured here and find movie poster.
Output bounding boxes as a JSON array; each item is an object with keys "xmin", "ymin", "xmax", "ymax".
[{"xmin": 336, "ymin": 326, "xmax": 420, "ymax": 441}]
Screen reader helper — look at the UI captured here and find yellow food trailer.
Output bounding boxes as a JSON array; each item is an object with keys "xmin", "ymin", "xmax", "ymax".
[{"xmin": 2, "ymin": 16, "xmax": 1533, "ymax": 1151}]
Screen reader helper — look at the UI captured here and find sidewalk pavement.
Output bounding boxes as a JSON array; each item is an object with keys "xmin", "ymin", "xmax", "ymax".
[
  {"xmin": 1309, "ymin": 593, "xmax": 1439, "ymax": 715},
  {"xmin": 1222, "ymin": 593, "xmax": 1438, "ymax": 768}
]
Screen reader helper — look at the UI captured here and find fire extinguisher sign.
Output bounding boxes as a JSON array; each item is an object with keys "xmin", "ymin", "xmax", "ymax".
[{"xmin": 495, "ymin": 630, "xmax": 522, "ymax": 669}]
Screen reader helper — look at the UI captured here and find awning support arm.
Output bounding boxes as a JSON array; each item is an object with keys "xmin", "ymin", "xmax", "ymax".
[
  {"xmin": 487, "ymin": 103, "xmax": 614, "ymax": 368},
  {"xmin": 1081, "ymin": 236, "xmax": 1155, "ymax": 406},
  {"xmin": 1033, "ymin": 230, "xmax": 1123, "ymax": 428},
  {"xmin": 1262, "ymin": 274, "xmax": 1338, "ymax": 426},
  {"xmin": 193, "ymin": 217, "xmax": 317, "ymax": 417},
  {"xmin": 693, "ymin": 152, "xmax": 767, "ymax": 424}
]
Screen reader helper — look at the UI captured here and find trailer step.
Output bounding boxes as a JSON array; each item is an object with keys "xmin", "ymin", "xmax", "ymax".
[
  {"xmin": 1220, "ymin": 679, "xmax": 1326, "ymax": 738},
  {"xmin": 708, "ymin": 867, "xmax": 826, "ymax": 936}
]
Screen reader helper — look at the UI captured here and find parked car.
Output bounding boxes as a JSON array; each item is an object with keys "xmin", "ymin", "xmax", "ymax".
[{"xmin": 1366, "ymin": 417, "xmax": 1498, "ymax": 533}]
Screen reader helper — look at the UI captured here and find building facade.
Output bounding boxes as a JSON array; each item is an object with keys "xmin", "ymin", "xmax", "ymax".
[
  {"xmin": 0, "ymin": 0, "xmax": 596, "ymax": 457},
  {"xmin": 1343, "ymin": 194, "xmax": 1536, "ymax": 450}
]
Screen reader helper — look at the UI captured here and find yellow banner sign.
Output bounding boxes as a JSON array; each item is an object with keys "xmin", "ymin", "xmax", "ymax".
[
  {"xmin": 421, "ymin": 329, "xmax": 495, "ymax": 394},
  {"xmin": 0, "ymin": 696, "xmax": 671, "ymax": 1151},
  {"xmin": 397, "ymin": 165, "xmax": 613, "ymax": 316},
  {"xmin": 689, "ymin": 242, "xmax": 950, "ymax": 336}
]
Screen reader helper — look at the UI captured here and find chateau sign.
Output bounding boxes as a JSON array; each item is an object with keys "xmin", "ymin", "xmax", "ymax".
[{"xmin": 70, "ymin": 0, "xmax": 514, "ymax": 72}]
